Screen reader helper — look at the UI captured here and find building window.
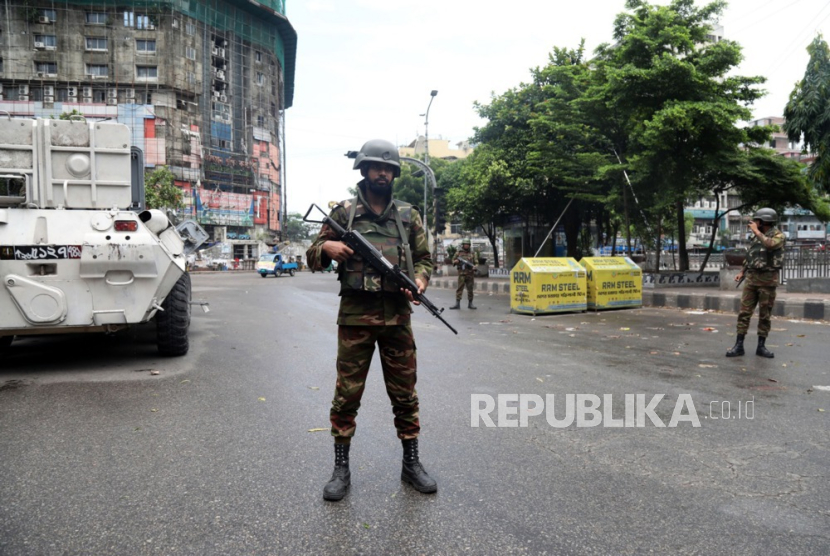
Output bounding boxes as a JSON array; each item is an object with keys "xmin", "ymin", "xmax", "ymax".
[
  {"xmin": 255, "ymin": 51, "xmax": 262, "ymax": 63},
  {"xmin": 256, "ymin": 72, "xmax": 264, "ymax": 86},
  {"xmin": 136, "ymin": 39, "xmax": 156, "ymax": 53},
  {"xmin": 86, "ymin": 12, "xmax": 107, "ymax": 24},
  {"xmin": 257, "ymin": 115, "xmax": 265, "ymax": 127},
  {"xmin": 86, "ymin": 64, "xmax": 109, "ymax": 76},
  {"xmin": 123, "ymin": 11, "xmax": 134, "ymax": 27},
  {"xmin": 39, "ymin": 9, "xmax": 56, "ymax": 21},
  {"xmin": 186, "ymin": 46, "xmax": 197, "ymax": 60},
  {"xmin": 186, "ymin": 22, "xmax": 196, "ymax": 35},
  {"xmin": 137, "ymin": 66, "xmax": 158, "ymax": 79},
  {"xmin": 34, "ymin": 34, "xmax": 57, "ymax": 48},
  {"xmin": 85, "ymin": 37, "xmax": 108, "ymax": 51},
  {"xmin": 35, "ymin": 62, "xmax": 58, "ymax": 75},
  {"xmin": 136, "ymin": 14, "xmax": 154, "ymax": 30},
  {"xmin": 187, "ymin": 71, "xmax": 197, "ymax": 85}
]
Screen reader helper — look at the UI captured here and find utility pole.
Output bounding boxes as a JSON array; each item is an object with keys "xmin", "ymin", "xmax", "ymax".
[{"xmin": 420, "ymin": 90, "xmax": 438, "ymax": 226}]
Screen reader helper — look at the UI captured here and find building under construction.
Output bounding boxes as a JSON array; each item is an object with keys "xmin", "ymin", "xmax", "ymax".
[{"xmin": 0, "ymin": 0, "xmax": 296, "ymax": 258}]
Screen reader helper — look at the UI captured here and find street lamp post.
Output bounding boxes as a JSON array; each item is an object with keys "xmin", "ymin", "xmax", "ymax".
[{"xmin": 420, "ymin": 90, "xmax": 438, "ymax": 223}]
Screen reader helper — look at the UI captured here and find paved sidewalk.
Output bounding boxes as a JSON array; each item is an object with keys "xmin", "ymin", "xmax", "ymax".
[{"xmin": 429, "ymin": 276, "xmax": 830, "ymax": 322}]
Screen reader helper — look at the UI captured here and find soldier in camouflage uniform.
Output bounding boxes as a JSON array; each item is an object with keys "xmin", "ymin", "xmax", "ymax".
[
  {"xmin": 450, "ymin": 239, "xmax": 476, "ymax": 310},
  {"xmin": 306, "ymin": 139, "xmax": 437, "ymax": 501},
  {"xmin": 726, "ymin": 208, "xmax": 786, "ymax": 359}
]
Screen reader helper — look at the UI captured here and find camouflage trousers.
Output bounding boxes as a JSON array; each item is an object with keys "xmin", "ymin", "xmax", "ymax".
[
  {"xmin": 736, "ymin": 274, "xmax": 778, "ymax": 337},
  {"xmin": 456, "ymin": 273, "xmax": 475, "ymax": 301},
  {"xmin": 330, "ymin": 324, "xmax": 419, "ymax": 443}
]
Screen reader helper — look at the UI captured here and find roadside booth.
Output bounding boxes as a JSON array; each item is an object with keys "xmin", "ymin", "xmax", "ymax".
[
  {"xmin": 579, "ymin": 257, "xmax": 643, "ymax": 310},
  {"xmin": 510, "ymin": 258, "xmax": 587, "ymax": 315}
]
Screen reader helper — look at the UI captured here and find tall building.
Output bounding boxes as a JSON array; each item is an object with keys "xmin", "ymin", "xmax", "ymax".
[{"xmin": 0, "ymin": 0, "xmax": 296, "ymax": 258}]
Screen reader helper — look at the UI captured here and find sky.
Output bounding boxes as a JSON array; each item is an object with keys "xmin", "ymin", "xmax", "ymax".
[{"xmin": 283, "ymin": 0, "xmax": 830, "ymax": 215}]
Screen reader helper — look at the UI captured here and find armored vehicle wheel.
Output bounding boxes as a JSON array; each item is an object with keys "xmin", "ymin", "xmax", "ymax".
[
  {"xmin": 0, "ymin": 336, "xmax": 13, "ymax": 351},
  {"xmin": 289, "ymin": 269, "xmax": 295, "ymax": 277},
  {"xmin": 156, "ymin": 273, "xmax": 191, "ymax": 356}
]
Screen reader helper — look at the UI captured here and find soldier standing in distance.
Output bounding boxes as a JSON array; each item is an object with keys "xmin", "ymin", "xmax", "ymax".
[
  {"xmin": 305, "ymin": 139, "xmax": 437, "ymax": 502},
  {"xmin": 726, "ymin": 208, "xmax": 786, "ymax": 358},
  {"xmin": 449, "ymin": 239, "xmax": 476, "ymax": 310}
]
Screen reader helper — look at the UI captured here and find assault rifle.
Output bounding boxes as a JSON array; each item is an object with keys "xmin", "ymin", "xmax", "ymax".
[
  {"xmin": 304, "ymin": 204, "xmax": 458, "ymax": 335},
  {"xmin": 456, "ymin": 256, "xmax": 475, "ymax": 271},
  {"xmin": 736, "ymin": 274, "xmax": 745, "ymax": 289}
]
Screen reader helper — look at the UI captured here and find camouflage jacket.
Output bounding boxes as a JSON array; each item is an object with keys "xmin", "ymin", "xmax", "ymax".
[
  {"xmin": 306, "ymin": 181, "xmax": 433, "ymax": 326},
  {"xmin": 453, "ymin": 248, "xmax": 476, "ymax": 277},
  {"xmin": 743, "ymin": 226, "xmax": 785, "ymax": 285}
]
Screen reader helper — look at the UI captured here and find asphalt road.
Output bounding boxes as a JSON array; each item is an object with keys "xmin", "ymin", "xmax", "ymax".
[{"xmin": 1, "ymin": 272, "xmax": 829, "ymax": 555}]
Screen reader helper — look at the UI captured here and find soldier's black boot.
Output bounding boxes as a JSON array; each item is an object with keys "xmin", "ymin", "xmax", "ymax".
[
  {"xmin": 468, "ymin": 300, "xmax": 477, "ymax": 310},
  {"xmin": 449, "ymin": 300, "xmax": 461, "ymax": 310},
  {"xmin": 323, "ymin": 443, "xmax": 350, "ymax": 501},
  {"xmin": 756, "ymin": 336, "xmax": 774, "ymax": 358},
  {"xmin": 726, "ymin": 334, "xmax": 745, "ymax": 357},
  {"xmin": 401, "ymin": 438, "xmax": 437, "ymax": 494}
]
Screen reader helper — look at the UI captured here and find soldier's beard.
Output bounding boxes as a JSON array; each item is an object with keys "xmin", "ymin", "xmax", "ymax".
[{"xmin": 366, "ymin": 177, "xmax": 392, "ymax": 197}]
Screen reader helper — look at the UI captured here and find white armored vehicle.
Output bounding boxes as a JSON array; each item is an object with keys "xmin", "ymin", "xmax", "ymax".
[{"xmin": 0, "ymin": 117, "xmax": 206, "ymax": 355}]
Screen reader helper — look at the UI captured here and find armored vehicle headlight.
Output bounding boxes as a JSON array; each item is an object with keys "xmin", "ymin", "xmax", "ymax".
[{"xmin": 115, "ymin": 220, "xmax": 139, "ymax": 232}]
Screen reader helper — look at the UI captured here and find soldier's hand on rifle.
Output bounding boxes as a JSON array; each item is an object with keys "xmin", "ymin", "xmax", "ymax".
[
  {"xmin": 734, "ymin": 270, "xmax": 744, "ymax": 282},
  {"xmin": 401, "ymin": 278, "xmax": 426, "ymax": 306},
  {"xmin": 322, "ymin": 240, "xmax": 354, "ymax": 263}
]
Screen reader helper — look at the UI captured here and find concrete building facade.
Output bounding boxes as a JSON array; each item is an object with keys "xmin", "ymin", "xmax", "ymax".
[{"xmin": 0, "ymin": 0, "xmax": 296, "ymax": 259}]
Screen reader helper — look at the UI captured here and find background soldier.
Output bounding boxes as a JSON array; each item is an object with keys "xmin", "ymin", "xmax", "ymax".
[
  {"xmin": 450, "ymin": 238, "xmax": 476, "ymax": 310},
  {"xmin": 726, "ymin": 208, "xmax": 786, "ymax": 358},
  {"xmin": 306, "ymin": 139, "xmax": 437, "ymax": 502}
]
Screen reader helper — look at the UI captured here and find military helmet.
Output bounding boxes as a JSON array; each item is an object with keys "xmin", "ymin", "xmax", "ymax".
[
  {"xmin": 461, "ymin": 238, "xmax": 471, "ymax": 246},
  {"xmin": 352, "ymin": 139, "xmax": 401, "ymax": 177},
  {"xmin": 752, "ymin": 208, "xmax": 778, "ymax": 223}
]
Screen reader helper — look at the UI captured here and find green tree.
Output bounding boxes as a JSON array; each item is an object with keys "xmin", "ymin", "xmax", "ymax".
[
  {"xmin": 599, "ymin": 0, "xmax": 767, "ymax": 270},
  {"xmin": 283, "ymin": 212, "xmax": 314, "ymax": 242},
  {"xmin": 784, "ymin": 35, "xmax": 830, "ymax": 193},
  {"xmin": 144, "ymin": 166, "xmax": 183, "ymax": 211}
]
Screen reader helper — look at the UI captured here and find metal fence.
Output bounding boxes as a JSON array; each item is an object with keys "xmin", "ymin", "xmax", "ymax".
[
  {"xmin": 781, "ymin": 249, "xmax": 830, "ymax": 283},
  {"xmin": 650, "ymin": 249, "xmax": 830, "ymax": 284}
]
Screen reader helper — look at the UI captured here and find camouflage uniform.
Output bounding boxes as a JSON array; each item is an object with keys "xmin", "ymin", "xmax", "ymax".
[
  {"xmin": 453, "ymin": 247, "xmax": 476, "ymax": 302},
  {"xmin": 306, "ymin": 181, "xmax": 432, "ymax": 445},
  {"xmin": 736, "ymin": 227, "xmax": 786, "ymax": 337}
]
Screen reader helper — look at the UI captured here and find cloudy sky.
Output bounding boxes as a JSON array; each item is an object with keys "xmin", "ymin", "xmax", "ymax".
[{"xmin": 283, "ymin": 0, "xmax": 830, "ymax": 215}]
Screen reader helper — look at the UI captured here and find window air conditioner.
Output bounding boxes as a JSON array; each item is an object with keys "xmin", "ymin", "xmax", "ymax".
[
  {"xmin": 0, "ymin": 94, "xmax": 4, "ymax": 101},
  {"xmin": 219, "ymin": 94, "xmax": 227, "ymax": 103},
  {"xmin": 216, "ymin": 70, "xmax": 225, "ymax": 81},
  {"xmin": 82, "ymin": 96, "xmax": 93, "ymax": 104},
  {"xmin": 36, "ymin": 72, "xmax": 45, "ymax": 78},
  {"xmin": 107, "ymin": 98, "xmax": 117, "ymax": 106},
  {"xmin": 44, "ymin": 86, "xmax": 54, "ymax": 96},
  {"xmin": 107, "ymin": 88, "xmax": 118, "ymax": 98},
  {"xmin": 125, "ymin": 88, "xmax": 135, "ymax": 99},
  {"xmin": 19, "ymin": 85, "xmax": 30, "ymax": 95},
  {"xmin": 82, "ymin": 86, "xmax": 93, "ymax": 97},
  {"xmin": 212, "ymin": 90, "xmax": 220, "ymax": 98},
  {"xmin": 34, "ymin": 41, "xmax": 45, "ymax": 49},
  {"xmin": 67, "ymin": 86, "xmax": 77, "ymax": 96},
  {"xmin": 43, "ymin": 95, "xmax": 54, "ymax": 103},
  {"xmin": 37, "ymin": 16, "xmax": 50, "ymax": 24},
  {"xmin": 19, "ymin": 95, "xmax": 30, "ymax": 101}
]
